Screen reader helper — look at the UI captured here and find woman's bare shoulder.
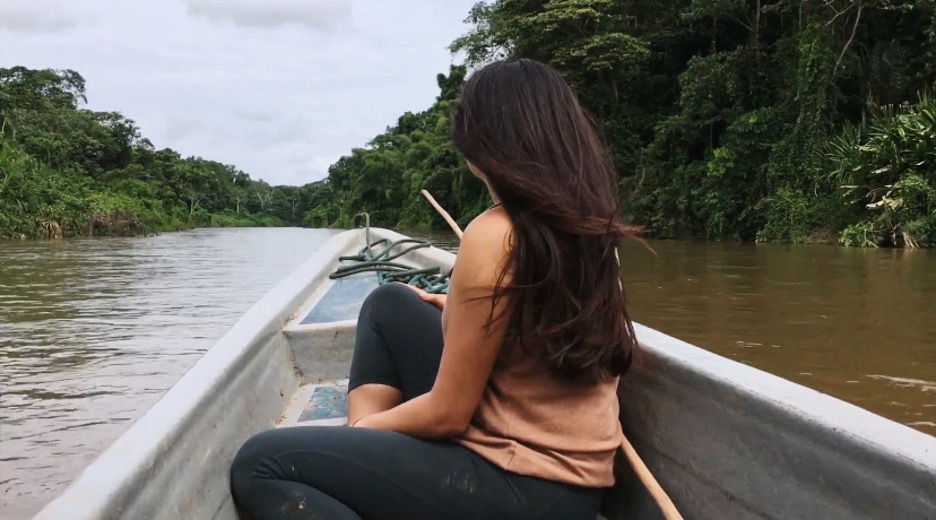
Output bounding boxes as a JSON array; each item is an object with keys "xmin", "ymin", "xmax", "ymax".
[
  {"xmin": 462, "ymin": 207, "xmax": 512, "ymax": 253},
  {"xmin": 453, "ymin": 208, "xmax": 513, "ymax": 282}
]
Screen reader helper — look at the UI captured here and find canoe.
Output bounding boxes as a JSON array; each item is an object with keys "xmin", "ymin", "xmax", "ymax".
[{"xmin": 32, "ymin": 227, "xmax": 936, "ymax": 520}]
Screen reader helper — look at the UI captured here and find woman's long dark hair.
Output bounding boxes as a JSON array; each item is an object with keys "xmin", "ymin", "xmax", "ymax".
[{"xmin": 451, "ymin": 58, "xmax": 640, "ymax": 383}]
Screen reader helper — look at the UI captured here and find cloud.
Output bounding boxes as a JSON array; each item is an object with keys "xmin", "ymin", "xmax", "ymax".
[
  {"xmin": 0, "ymin": 0, "xmax": 83, "ymax": 34},
  {"xmin": 234, "ymin": 109, "xmax": 278, "ymax": 123},
  {"xmin": 183, "ymin": 0, "xmax": 351, "ymax": 31},
  {"xmin": 163, "ymin": 113, "xmax": 208, "ymax": 143}
]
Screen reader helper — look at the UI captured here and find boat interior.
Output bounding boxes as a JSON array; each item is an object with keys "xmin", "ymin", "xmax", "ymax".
[{"xmin": 277, "ymin": 269, "xmax": 376, "ymax": 431}]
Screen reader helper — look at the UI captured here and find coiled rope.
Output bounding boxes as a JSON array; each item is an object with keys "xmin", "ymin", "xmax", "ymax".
[{"xmin": 328, "ymin": 212, "xmax": 451, "ymax": 294}]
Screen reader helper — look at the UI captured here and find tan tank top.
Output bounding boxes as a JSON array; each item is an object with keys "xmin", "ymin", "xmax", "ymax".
[{"xmin": 455, "ymin": 343, "xmax": 623, "ymax": 488}]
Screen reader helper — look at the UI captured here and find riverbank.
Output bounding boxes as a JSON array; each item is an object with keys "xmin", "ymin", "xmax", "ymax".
[
  {"xmin": 1, "ymin": 66, "xmax": 319, "ymax": 243},
  {"xmin": 299, "ymin": 1, "xmax": 936, "ymax": 250},
  {"xmin": 4, "ymin": 61, "xmax": 934, "ymax": 248},
  {"xmin": 6, "ymin": 220, "xmax": 930, "ymax": 251},
  {"xmin": 0, "ymin": 212, "xmax": 287, "ymax": 240}
]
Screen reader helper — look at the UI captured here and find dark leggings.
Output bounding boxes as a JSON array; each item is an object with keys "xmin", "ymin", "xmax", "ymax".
[{"xmin": 229, "ymin": 283, "xmax": 604, "ymax": 519}]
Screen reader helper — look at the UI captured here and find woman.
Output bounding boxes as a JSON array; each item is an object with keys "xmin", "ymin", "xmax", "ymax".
[{"xmin": 229, "ymin": 58, "xmax": 640, "ymax": 520}]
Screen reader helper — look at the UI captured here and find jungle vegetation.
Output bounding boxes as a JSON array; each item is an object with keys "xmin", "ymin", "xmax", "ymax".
[
  {"xmin": 3, "ymin": 0, "xmax": 934, "ymax": 247},
  {"xmin": 0, "ymin": 66, "xmax": 315, "ymax": 238}
]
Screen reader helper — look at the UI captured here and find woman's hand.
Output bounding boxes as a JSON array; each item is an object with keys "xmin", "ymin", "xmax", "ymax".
[
  {"xmin": 350, "ymin": 416, "xmax": 370, "ymax": 428},
  {"xmin": 403, "ymin": 284, "xmax": 447, "ymax": 310}
]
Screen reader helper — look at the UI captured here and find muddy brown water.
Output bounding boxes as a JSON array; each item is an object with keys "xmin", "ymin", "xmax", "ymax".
[{"xmin": 1, "ymin": 228, "xmax": 933, "ymax": 518}]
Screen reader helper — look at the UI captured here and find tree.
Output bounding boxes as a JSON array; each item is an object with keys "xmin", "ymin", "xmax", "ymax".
[
  {"xmin": 1, "ymin": 67, "xmax": 294, "ymax": 238},
  {"xmin": 319, "ymin": 0, "xmax": 935, "ymax": 247}
]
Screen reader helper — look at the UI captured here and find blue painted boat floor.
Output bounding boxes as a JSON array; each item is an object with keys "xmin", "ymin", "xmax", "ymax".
[
  {"xmin": 278, "ymin": 380, "xmax": 349, "ymax": 428},
  {"xmin": 301, "ymin": 273, "xmax": 378, "ymax": 325}
]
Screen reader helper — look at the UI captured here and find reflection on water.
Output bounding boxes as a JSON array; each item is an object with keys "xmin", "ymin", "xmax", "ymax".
[
  {"xmin": 1, "ymin": 228, "xmax": 934, "ymax": 518},
  {"xmin": 0, "ymin": 228, "xmax": 340, "ymax": 519}
]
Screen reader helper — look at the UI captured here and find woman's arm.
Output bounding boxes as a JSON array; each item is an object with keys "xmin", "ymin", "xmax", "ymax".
[{"xmin": 353, "ymin": 210, "xmax": 513, "ymax": 437}]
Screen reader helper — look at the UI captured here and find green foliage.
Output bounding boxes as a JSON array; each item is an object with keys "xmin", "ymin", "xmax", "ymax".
[
  {"xmin": 1, "ymin": 67, "xmax": 316, "ymax": 239},
  {"xmin": 827, "ymin": 89, "xmax": 936, "ymax": 247},
  {"xmin": 756, "ymin": 187, "xmax": 818, "ymax": 244},
  {"xmin": 209, "ymin": 211, "xmax": 285, "ymax": 228},
  {"xmin": 0, "ymin": 140, "xmax": 92, "ymax": 237},
  {"xmin": 317, "ymin": 0, "xmax": 934, "ymax": 247}
]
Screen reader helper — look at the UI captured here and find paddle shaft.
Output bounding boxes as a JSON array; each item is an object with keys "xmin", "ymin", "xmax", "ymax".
[{"xmin": 420, "ymin": 190, "xmax": 463, "ymax": 239}]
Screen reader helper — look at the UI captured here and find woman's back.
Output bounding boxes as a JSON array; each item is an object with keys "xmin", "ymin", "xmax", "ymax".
[{"xmin": 457, "ymin": 343, "xmax": 623, "ymax": 487}]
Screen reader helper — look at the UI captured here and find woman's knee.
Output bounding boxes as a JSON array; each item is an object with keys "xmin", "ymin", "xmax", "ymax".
[
  {"xmin": 360, "ymin": 283, "xmax": 422, "ymax": 322},
  {"xmin": 366, "ymin": 282, "xmax": 419, "ymax": 306},
  {"xmin": 229, "ymin": 428, "xmax": 281, "ymax": 496}
]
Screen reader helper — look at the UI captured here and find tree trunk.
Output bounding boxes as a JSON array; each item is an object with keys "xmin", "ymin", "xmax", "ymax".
[
  {"xmin": 189, "ymin": 194, "xmax": 203, "ymax": 217},
  {"xmin": 834, "ymin": 1, "xmax": 863, "ymax": 76},
  {"xmin": 754, "ymin": 0, "xmax": 761, "ymax": 46}
]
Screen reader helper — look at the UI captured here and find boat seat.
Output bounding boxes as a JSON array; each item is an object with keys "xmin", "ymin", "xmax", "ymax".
[{"xmin": 278, "ymin": 380, "xmax": 349, "ymax": 428}]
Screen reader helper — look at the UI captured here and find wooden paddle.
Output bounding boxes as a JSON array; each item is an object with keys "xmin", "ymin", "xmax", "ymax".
[
  {"xmin": 420, "ymin": 190, "xmax": 463, "ymax": 240},
  {"xmin": 420, "ymin": 189, "xmax": 684, "ymax": 520}
]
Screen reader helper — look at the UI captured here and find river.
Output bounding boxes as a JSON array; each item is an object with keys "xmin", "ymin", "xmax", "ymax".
[{"xmin": 1, "ymin": 228, "xmax": 934, "ymax": 518}]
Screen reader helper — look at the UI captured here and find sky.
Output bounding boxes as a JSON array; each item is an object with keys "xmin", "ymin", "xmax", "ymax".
[{"xmin": 0, "ymin": 0, "xmax": 479, "ymax": 186}]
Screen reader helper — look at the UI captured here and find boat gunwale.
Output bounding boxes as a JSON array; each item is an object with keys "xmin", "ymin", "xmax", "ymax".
[
  {"xmin": 30, "ymin": 227, "xmax": 367, "ymax": 520},
  {"xmin": 629, "ymin": 323, "xmax": 936, "ymax": 468},
  {"xmin": 613, "ymin": 323, "xmax": 936, "ymax": 518}
]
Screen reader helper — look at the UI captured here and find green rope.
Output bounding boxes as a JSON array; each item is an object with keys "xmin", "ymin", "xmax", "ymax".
[{"xmin": 328, "ymin": 213, "xmax": 451, "ymax": 294}]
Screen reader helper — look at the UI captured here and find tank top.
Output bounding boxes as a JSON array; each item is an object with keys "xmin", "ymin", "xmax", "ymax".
[{"xmin": 455, "ymin": 341, "xmax": 623, "ymax": 488}]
